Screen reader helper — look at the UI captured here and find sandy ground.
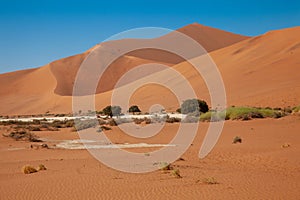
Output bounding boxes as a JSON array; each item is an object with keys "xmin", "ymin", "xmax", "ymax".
[{"xmin": 0, "ymin": 115, "xmax": 299, "ymax": 199}]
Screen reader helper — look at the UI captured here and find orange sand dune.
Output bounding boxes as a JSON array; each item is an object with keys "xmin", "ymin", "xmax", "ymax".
[
  {"xmin": 0, "ymin": 25, "xmax": 299, "ymax": 115},
  {"xmin": 51, "ymin": 23, "xmax": 248, "ymax": 96},
  {"xmin": 126, "ymin": 26, "xmax": 300, "ymax": 111}
]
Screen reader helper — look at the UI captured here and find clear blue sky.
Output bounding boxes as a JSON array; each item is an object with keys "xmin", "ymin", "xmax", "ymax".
[{"xmin": 0, "ymin": 0, "xmax": 299, "ymax": 73}]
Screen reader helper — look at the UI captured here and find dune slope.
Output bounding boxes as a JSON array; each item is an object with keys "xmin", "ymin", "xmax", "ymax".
[{"xmin": 0, "ymin": 25, "xmax": 299, "ymax": 115}]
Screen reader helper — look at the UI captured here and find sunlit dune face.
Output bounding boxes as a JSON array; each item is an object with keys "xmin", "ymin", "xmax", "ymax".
[{"xmin": 129, "ymin": 83, "xmax": 180, "ymax": 112}]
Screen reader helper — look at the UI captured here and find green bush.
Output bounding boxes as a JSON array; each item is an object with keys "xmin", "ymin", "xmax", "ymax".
[
  {"xmin": 199, "ymin": 111, "xmax": 227, "ymax": 122},
  {"xmin": 200, "ymin": 106, "xmax": 283, "ymax": 121},
  {"xmin": 180, "ymin": 99, "xmax": 209, "ymax": 115},
  {"xmin": 129, "ymin": 105, "xmax": 141, "ymax": 114}
]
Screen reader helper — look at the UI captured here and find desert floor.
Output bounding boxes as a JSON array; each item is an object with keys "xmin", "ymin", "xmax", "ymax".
[{"xmin": 0, "ymin": 115, "xmax": 300, "ymax": 199}]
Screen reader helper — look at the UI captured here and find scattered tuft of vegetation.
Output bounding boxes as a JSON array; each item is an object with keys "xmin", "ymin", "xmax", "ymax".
[
  {"xmin": 281, "ymin": 143, "xmax": 291, "ymax": 148},
  {"xmin": 171, "ymin": 169, "xmax": 182, "ymax": 178},
  {"xmin": 182, "ymin": 114, "xmax": 199, "ymax": 123},
  {"xmin": 72, "ymin": 119, "xmax": 98, "ymax": 131},
  {"xmin": 37, "ymin": 164, "xmax": 47, "ymax": 171},
  {"xmin": 200, "ymin": 106, "xmax": 284, "ymax": 122},
  {"xmin": 233, "ymin": 136, "xmax": 242, "ymax": 144},
  {"xmin": 133, "ymin": 118, "xmax": 144, "ymax": 125},
  {"xmin": 203, "ymin": 177, "xmax": 218, "ymax": 185},
  {"xmin": 3, "ymin": 131, "xmax": 42, "ymax": 142},
  {"xmin": 283, "ymin": 107, "xmax": 292, "ymax": 114},
  {"xmin": 114, "ymin": 118, "xmax": 133, "ymax": 124},
  {"xmin": 108, "ymin": 119, "xmax": 117, "ymax": 126},
  {"xmin": 165, "ymin": 115, "xmax": 181, "ymax": 123},
  {"xmin": 292, "ymin": 105, "xmax": 300, "ymax": 113},
  {"xmin": 22, "ymin": 165, "xmax": 38, "ymax": 174},
  {"xmin": 27, "ymin": 126, "xmax": 41, "ymax": 131},
  {"xmin": 159, "ymin": 162, "xmax": 173, "ymax": 171},
  {"xmin": 101, "ymin": 125, "xmax": 112, "ymax": 130}
]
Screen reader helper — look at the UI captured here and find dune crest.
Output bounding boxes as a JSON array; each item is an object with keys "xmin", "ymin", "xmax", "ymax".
[{"xmin": 0, "ymin": 25, "xmax": 299, "ymax": 115}]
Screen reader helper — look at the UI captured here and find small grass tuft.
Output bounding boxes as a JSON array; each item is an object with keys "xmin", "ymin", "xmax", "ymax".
[
  {"xmin": 233, "ymin": 136, "xmax": 242, "ymax": 144},
  {"xmin": 171, "ymin": 169, "xmax": 182, "ymax": 178},
  {"xmin": 281, "ymin": 143, "xmax": 290, "ymax": 148},
  {"xmin": 22, "ymin": 165, "xmax": 38, "ymax": 174},
  {"xmin": 37, "ymin": 164, "xmax": 47, "ymax": 171},
  {"xmin": 203, "ymin": 177, "xmax": 218, "ymax": 184},
  {"xmin": 159, "ymin": 162, "xmax": 173, "ymax": 171},
  {"xmin": 292, "ymin": 105, "xmax": 300, "ymax": 113}
]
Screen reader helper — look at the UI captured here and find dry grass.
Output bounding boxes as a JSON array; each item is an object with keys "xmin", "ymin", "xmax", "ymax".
[
  {"xmin": 233, "ymin": 136, "xmax": 242, "ymax": 144},
  {"xmin": 3, "ymin": 131, "xmax": 42, "ymax": 142},
  {"xmin": 22, "ymin": 165, "xmax": 38, "ymax": 174},
  {"xmin": 281, "ymin": 143, "xmax": 291, "ymax": 148},
  {"xmin": 37, "ymin": 164, "xmax": 47, "ymax": 171},
  {"xmin": 159, "ymin": 162, "xmax": 173, "ymax": 171},
  {"xmin": 171, "ymin": 169, "xmax": 182, "ymax": 178},
  {"xmin": 202, "ymin": 177, "xmax": 218, "ymax": 184}
]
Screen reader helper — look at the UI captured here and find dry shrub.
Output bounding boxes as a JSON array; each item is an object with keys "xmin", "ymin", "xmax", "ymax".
[
  {"xmin": 65, "ymin": 120, "xmax": 75, "ymax": 127},
  {"xmin": 101, "ymin": 125, "xmax": 111, "ymax": 130},
  {"xmin": 166, "ymin": 117, "xmax": 181, "ymax": 123},
  {"xmin": 171, "ymin": 169, "xmax": 182, "ymax": 178},
  {"xmin": 203, "ymin": 177, "xmax": 218, "ymax": 184},
  {"xmin": 108, "ymin": 119, "xmax": 117, "ymax": 126},
  {"xmin": 27, "ymin": 126, "xmax": 41, "ymax": 131},
  {"xmin": 98, "ymin": 119, "xmax": 107, "ymax": 125},
  {"xmin": 73, "ymin": 119, "xmax": 98, "ymax": 131},
  {"xmin": 133, "ymin": 118, "xmax": 144, "ymax": 124},
  {"xmin": 37, "ymin": 164, "xmax": 47, "ymax": 171},
  {"xmin": 22, "ymin": 165, "xmax": 38, "ymax": 174},
  {"xmin": 115, "ymin": 118, "xmax": 133, "ymax": 124},
  {"xmin": 281, "ymin": 143, "xmax": 290, "ymax": 148},
  {"xmin": 233, "ymin": 136, "xmax": 242, "ymax": 144},
  {"xmin": 159, "ymin": 162, "xmax": 173, "ymax": 171},
  {"xmin": 4, "ymin": 131, "xmax": 42, "ymax": 142},
  {"xmin": 144, "ymin": 118, "xmax": 151, "ymax": 124}
]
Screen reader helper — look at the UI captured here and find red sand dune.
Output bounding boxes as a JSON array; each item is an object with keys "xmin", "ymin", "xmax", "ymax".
[
  {"xmin": 96, "ymin": 26, "xmax": 300, "ymax": 112},
  {"xmin": 0, "ymin": 24, "xmax": 299, "ymax": 115}
]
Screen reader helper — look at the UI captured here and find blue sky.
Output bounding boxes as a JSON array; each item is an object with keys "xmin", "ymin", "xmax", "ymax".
[{"xmin": 0, "ymin": 0, "xmax": 299, "ymax": 73}]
